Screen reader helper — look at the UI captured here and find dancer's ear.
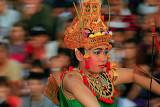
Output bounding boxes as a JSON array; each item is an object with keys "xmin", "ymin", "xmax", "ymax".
[{"xmin": 75, "ymin": 49, "xmax": 84, "ymax": 61}]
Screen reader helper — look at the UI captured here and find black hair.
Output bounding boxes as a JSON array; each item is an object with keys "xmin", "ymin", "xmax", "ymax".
[
  {"xmin": 58, "ymin": 48, "xmax": 72, "ymax": 57},
  {"xmin": 29, "ymin": 24, "xmax": 49, "ymax": 37},
  {"xmin": 114, "ymin": 28, "xmax": 124, "ymax": 32},
  {"xmin": 66, "ymin": 18, "xmax": 74, "ymax": 23},
  {"xmin": 27, "ymin": 72, "xmax": 45, "ymax": 80},
  {"xmin": 0, "ymin": 76, "xmax": 10, "ymax": 87},
  {"xmin": 0, "ymin": 42, "xmax": 9, "ymax": 51},
  {"xmin": 122, "ymin": 38, "xmax": 138, "ymax": 45},
  {"xmin": 12, "ymin": 21, "xmax": 27, "ymax": 31},
  {"xmin": 31, "ymin": 60, "xmax": 43, "ymax": 68},
  {"xmin": 52, "ymin": 0, "xmax": 78, "ymax": 8}
]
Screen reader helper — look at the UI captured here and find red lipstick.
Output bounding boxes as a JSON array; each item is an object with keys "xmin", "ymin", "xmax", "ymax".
[{"xmin": 99, "ymin": 65, "xmax": 105, "ymax": 68}]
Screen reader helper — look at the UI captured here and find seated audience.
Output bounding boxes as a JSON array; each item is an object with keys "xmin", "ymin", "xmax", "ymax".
[
  {"xmin": 21, "ymin": 0, "xmax": 54, "ymax": 40},
  {"xmin": 0, "ymin": 42, "xmax": 22, "ymax": 96},
  {"xmin": 0, "ymin": 0, "xmax": 21, "ymax": 39},
  {"xmin": 26, "ymin": 25, "xmax": 58, "ymax": 63},
  {"xmin": 8, "ymin": 22, "xmax": 28, "ymax": 63},
  {"xmin": 0, "ymin": 76, "xmax": 22, "ymax": 107},
  {"xmin": 22, "ymin": 72, "xmax": 58, "ymax": 107}
]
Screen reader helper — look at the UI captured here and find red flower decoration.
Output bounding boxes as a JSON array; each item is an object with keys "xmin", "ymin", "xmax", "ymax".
[
  {"xmin": 80, "ymin": 70, "xmax": 84, "ymax": 74},
  {"xmin": 99, "ymin": 97, "xmax": 103, "ymax": 100},
  {"xmin": 109, "ymin": 74, "xmax": 111, "ymax": 78},
  {"xmin": 111, "ymin": 96, "xmax": 114, "ymax": 99},
  {"xmin": 83, "ymin": 79, "xmax": 89, "ymax": 86},
  {"xmin": 93, "ymin": 92, "xmax": 97, "ymax": 96},
  {"xmin": 91, "ymin": 90, "xmax": 97, "ymax": 96},
  {"xmin": 83, "ymin": 75, "xmax": 87, "ymax": 79},
  {"xmin": 63, "ymin": 71, "xmax": 66, "ymax": 74},
  {"xmin": 60, "ymin": 74, "xmax": 64, "ymax": 80},
  {"xmin": 69, "ymin": 66, "xmax": 73, "ymax": 71},
  {"xmin": 106, "ymin": 70, "xmax": 109, "ymax": 73},
  {"xmin": 104, "ymin": 99, "xmax": 109, "ymax": 103},
  {"xmin": 114, "ymin": 90, "xmax": 117, "ymax": 95},
  {"xmin": 109, "ymin": 99, "xmax": 114, "ymax": 104}
]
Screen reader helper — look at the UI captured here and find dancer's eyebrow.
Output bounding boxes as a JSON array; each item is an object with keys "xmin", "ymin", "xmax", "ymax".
[
  {"xmin": 94, "ymin": 48, "xmax": 102, "ymax": 50},
  {"xmin": 94, "ymin": 48, "xmax": 108, "ymax": 50}
]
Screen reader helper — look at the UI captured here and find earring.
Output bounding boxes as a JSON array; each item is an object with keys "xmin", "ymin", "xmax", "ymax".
[
  {"xmin": 84, "ymin": 50, "xmax": 90, "ymax": 59},
  {"xmin": 85, "ymin": 60, "xmax": 90, "ymax": 69},
  {"xmin": 107, "ymin": 53, "xmax": 111, "ymax": 59},
  {"xmin": 107, "ymin": 61, "xmax": 111, "ymax": 70},
  {"xmin": 84, "ymin": 50, "xmax": 90, "ymax": 69}
]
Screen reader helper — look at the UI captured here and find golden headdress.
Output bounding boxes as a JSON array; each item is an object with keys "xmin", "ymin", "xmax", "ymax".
[{"xmin": 64, "ymin": 0, "xmax": 112, "ymax": 50}]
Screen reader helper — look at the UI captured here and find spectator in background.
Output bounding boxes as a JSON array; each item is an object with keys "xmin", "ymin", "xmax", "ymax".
[
  {"xmin": 122, "ymin": 38, "xmax": 138, "ymax": 68},
  {"xmin": 120, "ymin": 38, "xmax": 149, "ymax": 107},
  {"xmin": 0, "ymin": 0, "xmax": 21, "ymax": 39},
  {"xmin": 103, "ymin": 0, "xmax": 138, "ymax": 39},
  {"xmin": 110, "ymin": 29, "xmax": 125, "ymax": 67},
  {"xmin": 0, "ymin": 76, "xmax": 22, "ymax": 107},
  {"xmin": 43, "ymin": 0, "xmax": 56, "ymax": 8},
  {"xmin": 26, "ymin": 25, "xmax": 58, "ymax": 63},
  {"xmin": 22, "ymin": 72, "xmax": 58, "ymax": 107},
  {"xmin": 141, "ymin": 0, "xmax": 160, "ymax": 33},
  {"xmin": 128, "ymin": 0, "xmax": 142, "ymax": 14},
  {"xmin": 55, "ymin": 1, "xmax": 79, "ymax": 41},
  {"xmin": 8, "ymin": 22, "xmax": 28, "ymax": 64},
  {"xmin": 20, "ymin": 60, "xmax": 47, "ymax": 96},
  {"xmin": 138, "ymin": 30, "xmax": 159, "ymax": 66},
  {"xmin": 136, "ymin": 0, "xmax": 158, "ymax": 15},
  {"xmin": 0, "ymin": 42, "xmax": 22, "ymax": 96},
  {"xmin": 58, "ymin": 18, "xmax": 74, "ymax": 48},
  {"xmin": 21, "ymin": 0, "xmax": 55, "ymax": 40},
  {"xmin": 52, "ymin": 0, "xmax": 66, "ymax": 41},
  {"xmin": 116, "ymin": 38, "xmax": 139, "ymax": 107},
  {"xmin": 29, "ymin": 60, "xmax": 45, "ymax": 73},
  {"xmin": 49, "ymin": 48, "xmax": 72, "ymax": 86}
]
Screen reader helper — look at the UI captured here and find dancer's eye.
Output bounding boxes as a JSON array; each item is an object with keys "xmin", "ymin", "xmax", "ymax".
[
  {"xmin": 104, "ymin": 51, "xmax": 108, "ymax": 55},
  {"xmin": 93, "ymin": 51, "xmax": 100, "ymax": 55}
]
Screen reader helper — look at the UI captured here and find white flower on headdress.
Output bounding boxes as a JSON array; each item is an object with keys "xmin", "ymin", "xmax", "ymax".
[{"xmin": 109, "ymin": 31, "xmax": 112, "ymax": 35}]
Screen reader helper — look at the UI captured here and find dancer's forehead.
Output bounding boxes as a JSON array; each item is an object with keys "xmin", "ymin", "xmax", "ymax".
[{"xmin": 91, "ymin": 45, "xmax": 108, "ymax": 51}]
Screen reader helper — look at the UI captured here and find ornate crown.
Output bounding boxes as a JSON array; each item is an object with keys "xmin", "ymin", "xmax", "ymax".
[{"xmin": 64, "ymin": 0, "xmax": 112, "ymax": 50}]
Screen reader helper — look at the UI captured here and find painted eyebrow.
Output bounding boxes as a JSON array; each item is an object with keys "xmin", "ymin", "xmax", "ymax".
[{"xmin": 94, "ymin": 48, "xmax": 108, "ymax": 50}]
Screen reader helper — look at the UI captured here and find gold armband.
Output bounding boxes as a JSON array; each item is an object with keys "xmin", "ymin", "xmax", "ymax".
[{"xmin": 110, "ymin": 60, "xmax": 119, "ymax": 82}]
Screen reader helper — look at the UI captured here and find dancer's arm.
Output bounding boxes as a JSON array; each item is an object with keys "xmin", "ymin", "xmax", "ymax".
[
  {"xmin": 63, "ymin": 71, "xmax": 100, "ymax": 107},
  {"xmin": 113, "ymin": 68, "xmax": 160, "ymax": 95}
]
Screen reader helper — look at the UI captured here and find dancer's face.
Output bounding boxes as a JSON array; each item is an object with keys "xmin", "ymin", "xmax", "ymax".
[{"xmin": 87, "ymin": 45, "xmax": 109, "ymax": 74}]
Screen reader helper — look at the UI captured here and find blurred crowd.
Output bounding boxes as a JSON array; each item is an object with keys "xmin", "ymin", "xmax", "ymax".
[{"xmin": 0, "ymin": 0, "xmax": 159, "ymax": 107}]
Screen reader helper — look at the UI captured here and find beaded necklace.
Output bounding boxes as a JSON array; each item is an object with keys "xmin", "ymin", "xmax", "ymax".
[{"xmin": 79, "ymin": 69, "xmax": 117, "ymax": 104}]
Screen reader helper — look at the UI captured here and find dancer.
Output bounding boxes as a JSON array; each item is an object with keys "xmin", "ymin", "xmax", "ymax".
[{"xmin": 43, "ymin": 0, "xmax": 160, "ymax": 106}]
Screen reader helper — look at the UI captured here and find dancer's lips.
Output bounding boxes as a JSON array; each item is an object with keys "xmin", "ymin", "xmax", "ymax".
[{"xmin": 99, "ymin": 65, "xmax": 105, "ymax": 68}]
